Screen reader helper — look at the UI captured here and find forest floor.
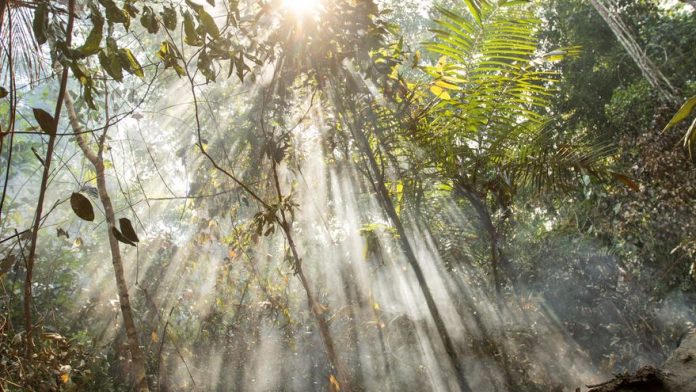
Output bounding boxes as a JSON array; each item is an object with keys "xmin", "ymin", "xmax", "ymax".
[{"xmin": 587, "ymin": 331, "xmax": 696, "ymax": 392}]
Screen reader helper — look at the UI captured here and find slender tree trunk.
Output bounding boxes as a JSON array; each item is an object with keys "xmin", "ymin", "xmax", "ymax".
[
  {"xmin": 66, "ymin": 93, "xmax": 150, "ymax": 392},
  {"xmin": 329, "ymin": 82, "xmax": 472, "ymax": 391},
  {"xmin": 270, "ymin": 160, "xmax": 353, "ymax": 391},
  {"xmin": 452, "ymin": 182, "xmax": 503, "ymax": 295},
  {"xmin": 589, "ymin": 0, "xmax": 680, "ymax": 106},
  {"xmin": 22, "ymin": 0, "xmax": 75, "ymax": 356},
  {"xmin": 0, "ymin": 0, "xmax": 6, "ymax": 35}
]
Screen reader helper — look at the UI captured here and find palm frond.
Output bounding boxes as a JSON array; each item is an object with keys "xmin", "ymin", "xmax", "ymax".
[{"xmin": 0, "ymin": 1, "xmax": 48, "ymax": 86}]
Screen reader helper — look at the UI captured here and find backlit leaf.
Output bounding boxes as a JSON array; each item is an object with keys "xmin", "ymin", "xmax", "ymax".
[
  {"xmin": 70, "ymin": 192, "xmax": 95, "ymax": 221},
  {"xmin": 118, "ymin": 48, "xmax": 144, "ymax": 78},
  {"xmin": 162, "ymin": 6, "xmax": 177, "ymax": 30},
  {"xmin": 32, "ymin": 108, "xmax": 56, "ymax": 135},
  {"xmin": 79, "ymin": 5, "xmax": 105, "ymax": 56},
  {"xmin": 112, "ymin": 227, "xmax": 136, "ymax": 246},
  {"xmin": 33, "ymin": 2, "xmax": 49, "ymax": 46},
  {"xmin": 119, "ymin": 218, "xmax": 139, "ymax": 243},
  {"xmin": 663, "ymin": 96, "xmax": 696, "ymax": 132}
]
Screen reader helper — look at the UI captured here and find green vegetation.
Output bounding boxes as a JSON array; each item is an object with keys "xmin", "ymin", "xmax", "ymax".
[{"xmin": 1, "ymin": 0, "xmax": 695, "ymax": 390}]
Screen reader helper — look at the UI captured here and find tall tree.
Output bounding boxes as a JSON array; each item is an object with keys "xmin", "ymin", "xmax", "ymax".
[{"xmin": 589, "ymin": 0, "xmax": 680, "ymax": 105}]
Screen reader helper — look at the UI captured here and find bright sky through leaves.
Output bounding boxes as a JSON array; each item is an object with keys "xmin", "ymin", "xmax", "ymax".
[{"xmin": 282, "ymin": 0, "xmax": 322, "ymax": 15}]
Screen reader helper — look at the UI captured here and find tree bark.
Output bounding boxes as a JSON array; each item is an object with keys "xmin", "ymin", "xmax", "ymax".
[
  {"xmin": 66, "ymin": 93, "xmax": 150, "ymax": 391},
  {"xmin": 270, "ymin": 159, "xmax": 353, "ymax": 392},
  {"xmin": 589, "ymin": 0, "xmax": 680, "ymax": 106},
  {"xmin": 329, "ymin": 82, "xmax": 472, "ymax": 391},
  {"xmin": 22, "ymin": 0, "xmax": 75, "ymax": 356},
  {"xmin": 452, "ymin": 182, "xmax": 504, "ymax": 295}
]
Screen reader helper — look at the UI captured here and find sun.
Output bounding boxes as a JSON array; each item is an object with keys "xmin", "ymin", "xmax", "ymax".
[{"xmin": 282, "ymin": 0, "xmax": 322, "ymax": 15}]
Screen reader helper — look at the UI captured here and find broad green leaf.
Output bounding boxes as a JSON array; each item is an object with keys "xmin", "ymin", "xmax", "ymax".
[
  {"xmin": 118, "ymin": 48, "xmax": 144, "ymax": 78},
  {"xmin": 79, "ymin": 5, "xmax": 105, "ymax": 56},
  {"xmin": 99, "ymin": 50, "xmax": 124, "ymax": 81},
  {"xmin": 162, "ymin": 6, "xmax": 177, "ymax": 30},
  {"xmin": 183, "ymin": 11, "xmax": 203, "ymax": 46},
  {"xmin": 99, "ymin": 0, "xmax": 130, "ymax": 28},
  {"xmin": 197, "ymin": 8, "xmax": 220, "ymax": 39},
  {"xmin": 187, "ymin": 0, "xmax": 219, "ymax": 39},
  {"xmin": 140, "ymin": 5, "xmax": 159, "ymax": 34}
]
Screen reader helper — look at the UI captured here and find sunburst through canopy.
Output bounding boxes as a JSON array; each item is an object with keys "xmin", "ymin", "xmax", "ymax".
[{"xmin": 282, "ymin": 0, "xmax": 322, "ymax": 15}]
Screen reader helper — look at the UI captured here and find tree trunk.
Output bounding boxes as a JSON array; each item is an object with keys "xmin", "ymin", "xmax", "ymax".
[
  {"xmin": 22, "ymin": 0, "xmax": 75, "ymax": 356},
  {"xmin": 452, "ymin": 182, "xmax": 504, "ymax": 295},
  {"xmin": 329, "ymin": 82, "xmax": 472, "ymax": 391},
  {"xmin": 589, "ymin": 0, "xmax": 680, "ymax": 106},
  {"xmin": 66, "ymin": 93, "xmax": 150, "ymax": 392},
  {"xmin": 270, "ymin": 160, "xmax": 353, "ymax": 392}
]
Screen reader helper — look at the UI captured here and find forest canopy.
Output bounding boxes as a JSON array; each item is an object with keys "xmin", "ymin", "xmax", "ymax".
[{"xmin": 1, "ymin": 0, "xmax": 696, "ymax": 391}]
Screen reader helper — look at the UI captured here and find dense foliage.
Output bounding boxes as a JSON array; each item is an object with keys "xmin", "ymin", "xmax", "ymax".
[{"xmin": 1, "ymin": 0, "xmax": 695, "ymax": 391}]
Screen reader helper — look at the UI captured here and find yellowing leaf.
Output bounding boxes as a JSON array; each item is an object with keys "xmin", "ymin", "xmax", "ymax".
[
  {"xmin": 430, "ymin": 85, "xmax": 451, "ymax": 100},
  {"xmin": 435, "ymin": 79, "xmax": 460, "ymax": 90},
  {"xmin": 60, "ymin": 373, "xmax": 70, "ymax": 384},
  {"xmin": 151, "ymin": 330, "xmax": 159, "ymax": 343},
  {"xmin": 663, "ymin": 95, "xmax": 696, "ymax": 132},
  {"xmin": 329, "ymin": 374, "xmax": 340, "ymax": 392}
]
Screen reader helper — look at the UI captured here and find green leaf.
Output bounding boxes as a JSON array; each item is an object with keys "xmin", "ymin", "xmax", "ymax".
[
  {"xmin": 140, "ymin": 6, "xmax": 159, "ymax": 34},
  {"xmin": 198, "ymin": 49, "xmax": 216, "ymax": 81},
  {"xmin": 463, "ymin": 0, "xmax": 483, "ymax": 25},
  {"xmin": 198, "ymin": 8, "xmax": 220, "ymax": 39},
  {"xmin": 663, "ymin": 96, "xmax": 696, "ymax": 131},
  {"xmin": 162, "ymin": 6, "xmax": 177, "ymax": 30},
  {"xmin": 99, "ymin": 50, "xmax": 124, "ymax": 81},
  {"xmin": 187, "ymin": 0, "xmax": 220, "ymax": 39},
  {"xmin": 33, "ymin": 1, "xmax": 49, "ymax": 46},
  {"xmin": 99, "ymin": 0, "xmax": 130, "ymax": 28},
  {"xmin": 157, "ymin": 41, "xmax": 185, "ymax": 76},
  {"xmin": 118, "ymin": 48, "xmax": 144, "ymax": 78},
  {"xmin": 183, "ymin": 11, "xmax": 203, "ymax": 46},
  {"xmin": 79, "ymin": 5, "xmax": 105, "ymax": 56},
  {"xmin": 234, "ymin": 54, "xmax": 247, "ymax": 82},
  {"xmin": 70, "ymin": 192, "xmax": 95, "ymax": 221},
  {"xmin": 32, "ymin": 108, "xmax": 56, "ymax": 135},
  {"xmin": 118, "ymin": 218, "xmax": 139, "ymax": 243}
]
